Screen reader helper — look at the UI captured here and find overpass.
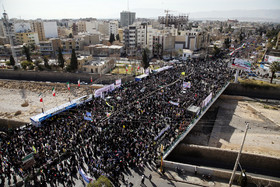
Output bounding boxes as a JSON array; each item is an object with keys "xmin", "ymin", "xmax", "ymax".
[{"xmin": 163, "ymin": 82, "xmax": 230, "ymax": 159}]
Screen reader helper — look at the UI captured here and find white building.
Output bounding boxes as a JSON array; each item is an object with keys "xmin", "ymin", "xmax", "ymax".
[
  {"xmin": 43, "ymin": 22, "xmax": 58, "ymax": 38},
  {"xmin": 14, "ymin": 22, "xmax": 31, "ymax": 33},
  {"xmin": 124, "ymin": 25, "xmax": 137, "ymax": 56},
  {"xmin": 86, "ymin": 21, "xmax": 99, "ymax": 34},
  {"xmin": 109, "ymin": 21, "xmax": 119, "ymax": 36}
]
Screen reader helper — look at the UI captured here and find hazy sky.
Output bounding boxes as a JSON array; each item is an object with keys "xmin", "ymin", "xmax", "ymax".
[{"xmin": 1, "ymin": 0, "xmax": 280, "ymax": 19}]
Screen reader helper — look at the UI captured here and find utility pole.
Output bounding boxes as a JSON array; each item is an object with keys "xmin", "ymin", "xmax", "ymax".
[{"xmin": 229, "ymin": 122, "xmax": 249, "ymax": 187}]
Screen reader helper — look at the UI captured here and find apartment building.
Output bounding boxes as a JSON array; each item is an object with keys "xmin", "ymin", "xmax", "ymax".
[
  {"xmin": 15, "ymin": 32, "xmax": 39, "ymax": 45},
  {"xmin": 39, "ymin": 38, "xmax": 61, "ymax": 56},
  {"xmin": 118, "ymin": 28, "xmax": 124, "ymax": 42},
  {"xmin": 43, "ymin": 22, "xmax": 58, "ymax": 38},
  {"xmin": 14, "ymin": 22, "xmax": 31, "ymax": 33},
  {"xmin": 77, "ymin": 21, "xmax": 87, "ymax": 33},
  {"xmin": 109, "ymin": 21, "xmax": 119, "ymax": 36},
  {"xmin": 120, "ymin": 11, "xmax": 136, "ymax": 27},
  {"xmin": 31, "ymin": 21, "xmax": 46, "ymax": 41},
  {"xmin": 124, "ymin": 25, "xmax": 137, "ymax": 56}
]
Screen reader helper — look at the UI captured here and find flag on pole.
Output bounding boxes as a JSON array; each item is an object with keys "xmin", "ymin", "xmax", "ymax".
[
  {"xmin": 52, "ymin": 87, "xmax": 55, "ymax": 96},
  {"xmin": 78, "ymin": 79, "xmax": 80, "ymax": 87},
  {"xmin": 67, "ymin": 82, "xmax": 70, "ymax": 90},
  {"xmin": 39, "ymin": 93, "xmax": 43, "ymax": 102},
  {"xmin": 126, "ymin": 65, "xmax": 128, "ymax": 72},
  {"xmin": 90, "ymin": 76, "xmax": 92, "ymax": 83}
]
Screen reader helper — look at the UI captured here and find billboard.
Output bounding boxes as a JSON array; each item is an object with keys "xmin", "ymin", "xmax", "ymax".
[
  {"xmin": 264, "ymin": 55, "xmax": 280, "ymax": 63},
  {"xmin": 231, "ymin": 58, "xmax": 251, "ymax": 71}
]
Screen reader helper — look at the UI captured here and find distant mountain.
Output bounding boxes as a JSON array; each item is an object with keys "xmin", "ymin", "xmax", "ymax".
[
  {"xmin": 190, "ymin": 9, "xmax": 280, "ymax": 22},
  {"xmin": 132, "ymin": 8, "xmax": 280, "ymax": 23}
]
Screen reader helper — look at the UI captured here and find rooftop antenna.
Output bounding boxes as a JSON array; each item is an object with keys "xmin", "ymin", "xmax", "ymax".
[{"xmin": 127, "ymin": 0, "xmax": 129, "ymax": 11}]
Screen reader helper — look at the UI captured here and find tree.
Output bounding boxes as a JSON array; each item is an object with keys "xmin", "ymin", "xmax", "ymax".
[
  {"xmin": 69, "ymin": 33, "xmax": 73, "ymax": 38},
  {"xmin": 57, "ymin": 47, "xmax": 65, "ymax": 69},
  {"xmin": 155, "ymin": 43, "xmax": 162, "ymax": 59},
  {"xmin": 142, "ymin": 48, "xmax": 150, "ymax": 69},
  {"xmin": 224, "ymin": 38, "xmax": 231, "ymax": 49},
  {"xmin": 87, "ymin": 175, "xmax": 112, "ymax": 187},
  {"xmin": 239, "ymin": 32, "xmax": 244, "ymax": 43},
  {"xmin": 270, "ymin": 61, "xmax": 280, "ymax": 84},
  {"xmin": 9, "ymin": 55, "xmax": 15, "ymax": 66},
  {"xmin": 109, "ymin": 33, "xmax": 115, "ymax": 44},
  {"xmin": 23, "ymin": 45, "xmax": 32, "ymax": 62},
  {"xmin": 43, "ymin": 56, "xmax": 50, "ymax": 69},
  {"xmin": 116, "ymin": 34, "xmax": 120, "ymax": 41},
  {"xmin": 70, "ymin": 49, "xmax": 78, "ymax": 72}
]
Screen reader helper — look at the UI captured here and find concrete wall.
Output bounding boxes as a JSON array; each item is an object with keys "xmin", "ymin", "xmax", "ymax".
[
  {"xmin": 0, "ymin": 70, "xmax": 134, "ymax": 85},
  {"xmin": 224, "ymin": 83, "xmax": 280, "ymax": 100},
  {"xmin": 0, "ymin": 118, "xmax": 26, "ymax": 130},
  {"xmin": 166, "ymin": 144, "xmax": 280, "ymax": 179},
  {"xmin": 164, "ymin": 160, "xmax": 280, "ymax": 187}
]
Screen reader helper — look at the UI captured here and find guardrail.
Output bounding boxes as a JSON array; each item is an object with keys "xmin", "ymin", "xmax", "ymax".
[{"xmin": 163, "ymin": 82, "xmax": 230, "ymax": 159}]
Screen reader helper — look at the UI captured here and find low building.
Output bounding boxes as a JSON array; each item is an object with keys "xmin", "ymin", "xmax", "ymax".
[
  {"xmin": 39, "ymin": 38, "xmax": 61, "ymax": 56},
  {"xmin": 82, "ymin": 58, "xmax": 115, "ymax": 74},
  {"xmin": 65, "ymin": 55, "xmax": 93, "ymax": 70},
  {"xmin": 0, "ymin": 44, "xmax": 23, "ymax": 56},
  {"xmin": 85, "ymin": 44, "xmax": 124, "ymax": 57}
]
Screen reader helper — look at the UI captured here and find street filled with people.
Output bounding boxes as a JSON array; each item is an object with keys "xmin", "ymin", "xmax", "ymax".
[{"xmin": 0, "ymin": 58, "xmax": 233, "ymax": 186}]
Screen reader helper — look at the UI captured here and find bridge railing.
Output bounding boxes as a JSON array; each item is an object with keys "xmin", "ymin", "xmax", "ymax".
[{"xmin": 163, "ymin": 82, "xmax": 230, "ymax": 159}]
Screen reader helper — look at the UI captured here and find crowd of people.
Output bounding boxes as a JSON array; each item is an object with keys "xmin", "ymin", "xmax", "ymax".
[{"xmin": 0, "ymin": 58, "xmax": 233, "ymax": 186}]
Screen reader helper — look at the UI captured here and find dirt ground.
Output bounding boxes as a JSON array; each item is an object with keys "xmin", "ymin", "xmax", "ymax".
[
  {"xmin": 184, "ymin": 95, "xmax": 280, "ymax": 158},
  {"xmin": 0, "ymin": 80, "xmax": 95, "ymax": 124}
]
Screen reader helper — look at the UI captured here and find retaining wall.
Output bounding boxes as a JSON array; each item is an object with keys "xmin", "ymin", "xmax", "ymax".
[
  {"xmin": 224, "ymin": 83, "xmax": 280, "ymax": 100},
  {"xmin": 0, "ymin": 69, "xmax": 134, "ymax": 85},
  {"xmin": 166, "ymin": 144, "xmax": 280, "ymax": 179}
]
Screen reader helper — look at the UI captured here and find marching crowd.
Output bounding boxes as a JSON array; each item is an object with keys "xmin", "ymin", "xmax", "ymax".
[{"xmin": 0, "ymin": 59, "xmax": 233, "ymax": 186}]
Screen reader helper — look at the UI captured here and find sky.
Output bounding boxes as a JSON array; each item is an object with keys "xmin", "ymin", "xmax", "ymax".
[{"xmin": 1, "ymin": 0, "xmax": 280, "ymax": 20}]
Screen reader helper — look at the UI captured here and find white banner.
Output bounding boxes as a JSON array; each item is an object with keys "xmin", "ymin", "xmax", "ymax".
[
  {"xmin": 94, "ymin": 84, "xmax": 115, "ymax": 98},
  {"xmin": 145, "ymin": 68, "xmax": 150, "ymax": 75},
  {"xmin": 169, "ymin": 101, "xmax": 179, "ymax": 106},
  {"xmin": 264, "ymin": 55, "xmax": 280, "ymax": 63},
  {"xmin": 183, "ymin": 82, "xmax": 191, "ymax": 88},
  {"xmin": 201, "ymin": 92, "xmax": 212, "ymax": 108},
  {"xmin": 115, "ymin": 79, "xmax": 122, "ymax": 87},
  {"xmin": 231, "ymin": 58, "xmax": 251, "ymax": 71}
]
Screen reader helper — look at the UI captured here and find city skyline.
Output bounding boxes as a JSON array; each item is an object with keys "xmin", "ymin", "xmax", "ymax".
[{"xmin": 1, "ymin": 0, "xmax": 280, "ymax": 20}]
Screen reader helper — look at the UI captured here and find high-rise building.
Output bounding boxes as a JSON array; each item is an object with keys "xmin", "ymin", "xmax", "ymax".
[
  {"xmin": 109, "ymin": 21, "xmax": 119, "ymax": 36},
  {"xmin": 31, "ymin": 21, "xmax": 46, "ymax": 41},
  {"xmin": 43, "ymin": 22, "xmax": 58, "ymax": 38},
  {"xmin": 120, "ymin": 11, "xmax": 135, "ymax": 27},
  {"xmin": 124, "ymin": 25, "xmax": 137, "ymax": 56}
]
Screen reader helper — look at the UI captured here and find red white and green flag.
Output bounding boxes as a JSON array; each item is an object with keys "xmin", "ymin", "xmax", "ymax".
[
  {"xmin": 90, "ymin": 76, "xmax": 93, "ymax": 83},
  {"xmin": 126, "ymin": 65, "xmax": 128, "ymax": 72},
  {"xmin": 39, "ymin": 93, "xmax": 43, "ymax": 102},
  {"xmin": 67, "ymin": 82, "xmax": 70, "ymax": 90},
  {"xmin": 52, "ymin": 87, "xmax": 55, "ymax": 96},
  {"xmin": 78, "ymin": 79, "xmax": 80, "ymax": 87}
]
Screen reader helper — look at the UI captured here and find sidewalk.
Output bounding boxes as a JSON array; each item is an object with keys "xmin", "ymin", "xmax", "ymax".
[{"xmin": 120, "ymin": 163, "xmax": 240, "ymax": 187}]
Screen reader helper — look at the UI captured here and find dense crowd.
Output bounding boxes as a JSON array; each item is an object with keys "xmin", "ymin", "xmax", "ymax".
[{"xmin": 0, "ymin": 59, "xmax": 233, "ymax": 186}]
